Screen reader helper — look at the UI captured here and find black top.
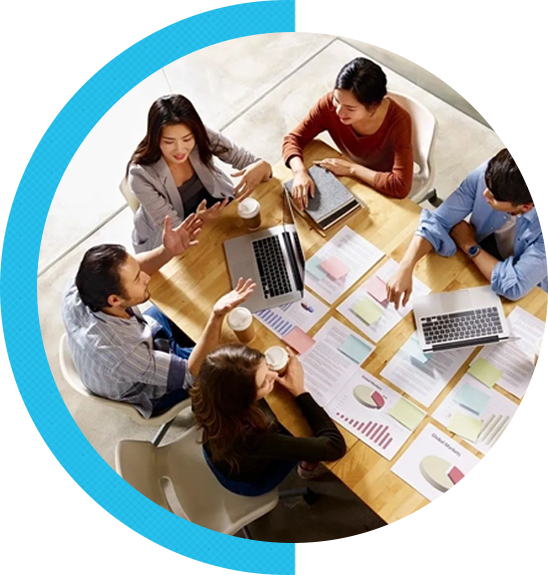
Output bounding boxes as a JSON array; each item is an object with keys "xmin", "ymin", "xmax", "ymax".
[
  {"xmin": 178, "ymin": 173, "xmax": 217, "ymax": 215},
  {"xmin": 204, "ymin": 392, "xmax": 346, "ymax": 483}
]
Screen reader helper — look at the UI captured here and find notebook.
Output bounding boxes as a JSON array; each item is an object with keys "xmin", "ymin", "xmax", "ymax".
[{"xmin": 283, "ymin": 165, "xmax": 364, "ymax": 230}]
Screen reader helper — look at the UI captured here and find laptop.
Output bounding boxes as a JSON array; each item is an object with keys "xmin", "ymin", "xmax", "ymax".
[
  {"xmin": 223, "ymin": 188, "xmax": 305, "ymax": 313},
  {"xmin": 413, "ymin": 286, "xmax": 511, "ymax": 353}
]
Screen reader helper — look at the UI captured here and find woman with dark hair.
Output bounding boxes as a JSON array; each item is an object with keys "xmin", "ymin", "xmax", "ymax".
[
  {"xmin": 283, "ymin": 57, "xmax": 414, "ymax": 207},
  {"xmin": 190, "ymin": 344, "xmax": 346, "ymax": 496},
  {"xmin": 128, "ymin": 94, "xmax": 272, "ymax": 252}
]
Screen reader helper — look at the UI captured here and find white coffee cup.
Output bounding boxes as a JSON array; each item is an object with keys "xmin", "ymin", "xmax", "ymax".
[
  {"xmin": 265, "ymin": 346, "xmax": 289, "ymax": 375},
  {"xmin": 237, "ymin": 198, "xmax": 262, "ymax": 230},
  {"xmin": 227, "ymin": 307, "xmax": 255, "ymax": 343}
]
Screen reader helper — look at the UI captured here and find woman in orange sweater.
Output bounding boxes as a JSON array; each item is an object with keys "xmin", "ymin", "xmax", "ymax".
[{"xmin": 282, "ymin": 57, "xmax": 414, "ymax": 208}]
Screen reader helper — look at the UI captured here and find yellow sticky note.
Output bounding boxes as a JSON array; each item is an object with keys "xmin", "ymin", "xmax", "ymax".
[
  {"xmin": 351, "ymin": 298, "xmax": 384, "ymax": 325},
  {"xmin": 468, "ymin": 358, "xmax": 502, "ymax": 388},
  {"xmin": 389, "ymin": 397, "xmax": 425, "ymax": 431},
  {"xmin": 447, "ymin": 412, "xmax": 483, "ymax": 442}
]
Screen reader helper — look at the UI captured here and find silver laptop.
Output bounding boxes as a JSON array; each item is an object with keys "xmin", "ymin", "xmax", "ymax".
[
  {"xmin": 413, "ymin": 286, "xmax": 510, "ymax": 353},
  {"xmin": 223, "ymin": 188, "xmax": 305, "ymax": 313}
]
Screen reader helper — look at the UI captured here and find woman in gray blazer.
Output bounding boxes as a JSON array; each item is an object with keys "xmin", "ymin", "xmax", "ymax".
[{"xmin": 127, "ymin": 95, "xmax": 272, "ymax": 253}]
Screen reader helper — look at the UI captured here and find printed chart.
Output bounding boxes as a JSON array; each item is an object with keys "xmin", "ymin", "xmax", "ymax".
[
  {"xmin": 326, "ymin": 369, "xmax": 426, "ymax": 460},
  {"xmin": 337, "ymin": 258, "xmax": 431, "ymax": 343},
  {"xmin": 304, "ymin": 226, "xmax": 383, "ymax": 304},
  {"xmin": 392, "ymin": 423, "xmax": 480, "ymax": 501}
]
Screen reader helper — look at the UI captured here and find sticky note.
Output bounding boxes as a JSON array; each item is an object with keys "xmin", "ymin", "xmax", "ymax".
[
  {"xmin": 401, "ymin": 335, "xmax": 432, "ymax": 364},
  {"xmin": 468, "ymin": 358, "xmax": 503, "ymax": 388},
  {"xmin": 447, "ymin": 412, "xmax": 483, "ymax": 441},
  {"xmin": 389, "ymin": 397, "xmax": 425, "ymax": 431},
  {"xmin": 338, "ymin": 334, "xmax": 372, "ymax": 364},
  {"xmin": 282, "ymin": 327, "xmax": 315, "ymax": 355},
  {"xmin": 306, "ymin": 256, "xmax": 328, "ymax": 281},
  {"xmin": 365, "ymin": 276, "xmax": 388, "ymax": 305},
  {"xmin": 447, "ymin": 466, "xmax": 465, "ymax": 485},
  {"xmin": 351, "ymin": 298, "xmax": 384, "ymax": 325},
  {"xmin": 454, "ymin": 383, "xmax": 490, "ymax": 414},
  {"xmin": 320, "ymin": 256, "xmax": 350, "ymax": 280}
]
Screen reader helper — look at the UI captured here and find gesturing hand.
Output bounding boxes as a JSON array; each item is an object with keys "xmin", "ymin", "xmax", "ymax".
[
  {"xmin": 213, "ymin": 278, "xmax": 256, "ymax": 317},
  {"xmin": 314, "ymin": 157, "xmax": 355, "ymax": 177},
  {"xmin": 162, "ymin": 214, "xmax": 202, "ymax": 257},
  {"xmin": 232, "ymin": 160, "xmax": 272, "ymax": 202},
  {"xmin": 291, "ymin": 170, "xmax": 315, "ymax": 210},
  {"xmin": 196, "ymin": 198, "xmax": 229, "ymax": 223},
  {"xmin": 386, "ymin": 266, "xmax": 413, "ymax": 310}
]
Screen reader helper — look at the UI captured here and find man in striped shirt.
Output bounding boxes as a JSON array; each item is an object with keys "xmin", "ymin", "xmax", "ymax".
[{"xmin": 62, "ymin": 214, "xmax": 255, "ymax": 418}]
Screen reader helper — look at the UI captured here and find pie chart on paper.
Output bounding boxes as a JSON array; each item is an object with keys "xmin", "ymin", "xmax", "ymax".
[
  {"xmin": 420, "ymin": 456, "xmax": 465, "ymax": 492},
  {"xmin": 353, "ymin": 385, "xmax": 385, "ymax": 409}
]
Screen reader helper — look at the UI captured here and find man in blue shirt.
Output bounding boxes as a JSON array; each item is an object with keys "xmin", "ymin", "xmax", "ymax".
[{"xmin": 387, "ymin": 149, "xmax": 547, "ymax": 308}]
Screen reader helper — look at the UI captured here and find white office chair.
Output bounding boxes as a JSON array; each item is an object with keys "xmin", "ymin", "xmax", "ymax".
[
  {"xmin": 59, "ymin": 333, "xmax": 191, "ymax": 445},
  {"xmin": 119, "ymin": 177, "xmax": 140, "ymax": 213},
  {"xmin": 115, "ymin": 425, "xmax": 316, "ymax": 538},
  {"xmin": 388, "ymin": 91, "xmax": 441, "ymax": 206}
]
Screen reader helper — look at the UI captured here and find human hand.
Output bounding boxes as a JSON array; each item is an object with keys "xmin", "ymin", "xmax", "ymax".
[
  {"xmin": 276, "ymin": 348, "xmax": 306, "ymax": 397},
  {"xmin": 386, "ymin": 265, "xmax": 414, "ymax": 310},
  {"xmin": 450, "ymin": 221, "xmax": 477, "ymax": 251},
  {"xmin": 314, "ymin": 157, "xmax": 355, "ymax": 177},
  {"xmin": 162, "ymin": 214, "xmax": 202, "ymax": 257},
  {"xmin": 232, "ymin": 160, "xmax": 272, "ymax": 202},
  {"xmin": 212, "ymin": 278, "xmax": 256, "ymax": 317},
  {"xmin": 196, "ymin": 198, "xmax": 229, "ymax": 223},
  {"xmin": 291, "ymin": 169, "xmax": 315, "ymax": 210}
]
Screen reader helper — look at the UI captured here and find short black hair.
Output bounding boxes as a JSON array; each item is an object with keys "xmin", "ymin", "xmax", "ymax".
[
  {"xmin": 485, "ymin": 149, "xmax": 531, "ymax": 205},
  {"xmin": 335, "ymin": 57, "xmax": 387, "ymax": 108},
  {"xmin": 75, "ymin": 244, "xmax": 128, "ymax": 312}
]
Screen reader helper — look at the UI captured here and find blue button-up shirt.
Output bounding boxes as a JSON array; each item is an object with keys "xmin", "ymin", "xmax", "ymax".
[{"xmin": 417, "ymin": 162, "xmax": 547, "ymax": 301}]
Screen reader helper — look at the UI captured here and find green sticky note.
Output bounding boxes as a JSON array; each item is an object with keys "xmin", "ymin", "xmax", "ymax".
[
  {"xmin": 338, "ymin": 334, "xmax": 372, "ymax": 364},
  {"xmin": 351, "ymin": 298, "xmax": 384, "ymax": 325},
  {"xmin": 389, "ymin": 397, "xmax": 425, "ymax": 431},
  {"xmin": 468, "ymin": 358, "xmax": 502, "ymax": 388},
  {"xmin": 306, "ymin": 256, "xmax": 328, "ymax": 281},
  {"xmin": 447, "ymin": 412, "xmax": 483, "ymax": 442}
]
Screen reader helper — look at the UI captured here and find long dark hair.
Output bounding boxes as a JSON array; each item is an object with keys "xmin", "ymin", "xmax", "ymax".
[
  {"xmin": 335, "ymin": 57, "xmax": 387, "ymax": 109},
  {"xmin": 190, "ymin": 344, "xmax": 270, "ymax": 472},
  {"xmin": 127, "ymin": 94, "xmax": 215, "ymax": 173}
]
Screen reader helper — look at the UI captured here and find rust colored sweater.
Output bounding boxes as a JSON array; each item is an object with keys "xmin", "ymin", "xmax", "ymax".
[{"xmin": 282, "ymin": 92, "xmax": 414, "ymax": 199}]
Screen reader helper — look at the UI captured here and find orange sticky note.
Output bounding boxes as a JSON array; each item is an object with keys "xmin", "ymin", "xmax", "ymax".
[
  {"xmin": 283, "ymin": 327, "xmax": 316, "ymax": 355},
  {"xmin": 320, "ymin": 257, "xmax": 350, "ymax": 280}
]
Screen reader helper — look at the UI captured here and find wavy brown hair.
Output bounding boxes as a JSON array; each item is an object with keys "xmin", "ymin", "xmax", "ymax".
[
  {"xmin": 127, "ymin": 94, "xmax": 217, "ymax": 174},
  {"xmin": 190, "ymin": 344, "xmax": 270, "ymax": 472}
]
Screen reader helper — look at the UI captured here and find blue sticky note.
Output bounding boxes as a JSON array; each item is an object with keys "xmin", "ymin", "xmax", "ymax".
[
  {"xmin": 455, "ymin": 383, "xmax": 491, "ymax": 415},
  {"xmin": 338, "ymin": 334, "xmax": 372, "ymax": 364},
  {"xmin": 306, "ymin": 256, "xmax": 328, "ymax": 281},
  {"xmin": 401, "ymin": 335, "xmax": 432, "ymax": 363}
]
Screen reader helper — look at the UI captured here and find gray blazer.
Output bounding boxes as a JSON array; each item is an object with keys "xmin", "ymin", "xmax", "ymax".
[{"xmin": 129, "ymin": 126, "xmax": 261, "ymax": 252}]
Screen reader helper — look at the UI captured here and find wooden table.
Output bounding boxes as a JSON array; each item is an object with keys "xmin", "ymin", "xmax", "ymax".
[{"xmin": 149, "ymin": 140, "xmax": 547, "ymax": 524}]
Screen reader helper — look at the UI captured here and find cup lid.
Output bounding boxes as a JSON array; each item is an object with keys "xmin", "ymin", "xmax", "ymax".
[
  {"xmin": 265, "ymin": 346, "xmax": 289, "ymax": 370},
  {"xmin": 237, "ymin": 197, "xmax": 260, "ymax": 218},
  {"xmin": 227, "ymin": 307, "xmax": 253, "ymax": 330}
]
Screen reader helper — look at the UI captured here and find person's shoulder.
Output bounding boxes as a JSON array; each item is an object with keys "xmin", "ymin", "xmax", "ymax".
[
  {"xmin": 316, "ymin": 91, "xmax": 335, "ymax": 114},
  {"xmin": 387, "ymin": 98, "xmax": 412, "ymax": 128}
]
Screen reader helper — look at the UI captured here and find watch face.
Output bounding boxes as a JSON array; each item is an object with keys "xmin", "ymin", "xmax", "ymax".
[{"xmin": 468, "ymin": 245, "xmax": 480, "ymax": 257}]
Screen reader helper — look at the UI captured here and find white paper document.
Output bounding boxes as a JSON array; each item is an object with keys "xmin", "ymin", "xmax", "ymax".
[
  {"xmin": 476, "ymin": 307, "xmax": 545, "ymax": 399},
  {"xmin": 337, "ymin": 258, "xmax": 431, "ymax": 343},
  {"xmin": 254, "ymin": 290, "xmax": 329, "ymax": 338},
  {"xmin": 432, "ymin": 373, "xmax": 518, "ymax": 455},
  {"xmin": 391, "ymin": 423, "xmax": 480, "ymax": 501},
  {"xmin": 300, "ymin": 317, "xmax": 375, "ymax": 406},
  {"xmin": 304, "ymin": 226, "xmax": 383, "ymax": 304},
  {"xmin": 380, "ymin": 332, "xmax": 474, "ymax": 407},
  {"xmin": 325, "ymin": 369, "xmax": 426, "ymax": 460}
]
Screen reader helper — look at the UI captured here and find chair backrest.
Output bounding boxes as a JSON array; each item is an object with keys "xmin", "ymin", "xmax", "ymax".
[
  {"xmin": 115, "ymin": 426, "xmax": 279, "ymax": 534},
  {"xmin": 388, "ymin": 91, "xmax": 436, "ymax": 179},
  {"xmin": 119, "ymin": 177, "xmax": 140, "ymax": 213}
]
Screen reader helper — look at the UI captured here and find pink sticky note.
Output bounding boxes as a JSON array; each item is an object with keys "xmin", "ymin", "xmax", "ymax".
[
  {"xmin": 448, "ymin": 466, "xmax": 465, "ymax": 485},
  {"xmin": 365, "ymin": 276, "xmax": 388, "ymax": 305},
  {"xmin": 283, "ymin": 327, "xmax": 316, "ymax": 355},
  {"xmin": 320, "ymin": 256, "xmax": 350, "ymax": 280}
]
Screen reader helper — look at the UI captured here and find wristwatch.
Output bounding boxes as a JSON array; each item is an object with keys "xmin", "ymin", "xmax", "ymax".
[{"xmin": 467, "ymin": 245, "xmax": 481, "ymax": 259}]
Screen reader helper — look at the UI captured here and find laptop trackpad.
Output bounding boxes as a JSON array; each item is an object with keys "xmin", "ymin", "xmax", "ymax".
[{"xmin": 439, "ymin": 290, "xmax": 474, "ymax": 313}]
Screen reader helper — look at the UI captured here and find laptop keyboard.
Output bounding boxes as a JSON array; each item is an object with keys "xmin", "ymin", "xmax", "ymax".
[
  {"xmin": 252, "ymin": 236, "xmax": 292, "ymax": 299},
  {"xmin": 421, "ymin": 307, "xmax": 504, "ymax": 345}
]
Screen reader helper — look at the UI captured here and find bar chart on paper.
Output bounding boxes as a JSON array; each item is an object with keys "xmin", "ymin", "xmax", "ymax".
[{"xmin": 334, "ymin": 412, "xmax": 395, "ymax": 451}]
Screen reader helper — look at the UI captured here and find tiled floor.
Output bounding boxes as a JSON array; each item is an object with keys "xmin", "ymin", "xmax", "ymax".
[{"xmin": 37, "ymin": 33, "xmax": 504, "ymax": 540}]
